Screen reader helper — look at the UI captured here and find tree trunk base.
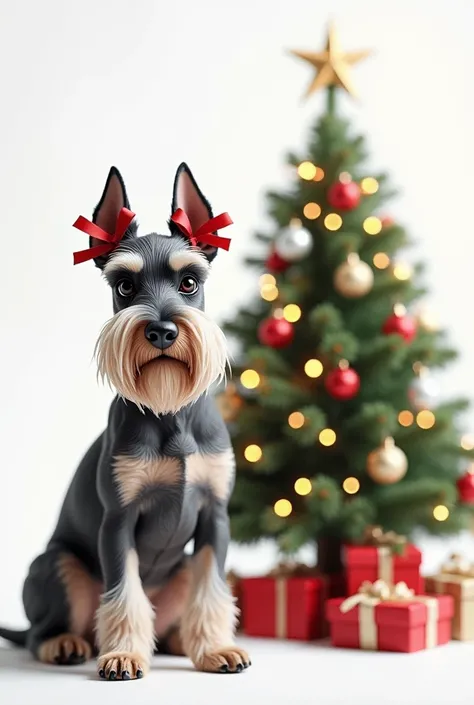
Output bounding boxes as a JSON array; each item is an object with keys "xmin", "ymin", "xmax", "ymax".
[{"xmin": 317, "ymin": 536, "xmax": 343, "ymax": 574}]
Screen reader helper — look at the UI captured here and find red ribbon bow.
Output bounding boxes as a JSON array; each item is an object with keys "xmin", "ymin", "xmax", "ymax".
[
  {"xmin": 170, "ymin": 209, "xmax": 233, "ymax": 251},
  {"xmin": 72, "ymin": 208, "xmax": 136, "ymax": 265}
]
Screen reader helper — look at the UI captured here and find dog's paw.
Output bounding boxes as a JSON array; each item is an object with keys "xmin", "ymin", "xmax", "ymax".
[
  {"xmin": 97, "ymin": 651, "xmax": 147, "ymax": 681},
  {"xmin": 196, "ymin": 646, "xmax": 251, "ymax": 673},
  {"xmin": 38, "ymin": 634, "xmax": 92, "ymax": 665}
]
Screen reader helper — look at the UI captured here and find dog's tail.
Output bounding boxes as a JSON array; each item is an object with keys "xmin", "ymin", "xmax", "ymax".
[{"xmin": 0, "ymin": 627, "xmax": 29, "ymax": 647}]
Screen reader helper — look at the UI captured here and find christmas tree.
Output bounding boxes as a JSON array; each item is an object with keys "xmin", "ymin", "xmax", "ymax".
[{"xmin": 221, "ymin": 26, "xmax": 474, "ymax": 571}]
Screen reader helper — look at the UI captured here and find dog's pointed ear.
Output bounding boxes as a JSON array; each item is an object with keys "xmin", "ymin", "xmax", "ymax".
[
  {"xmin": 170, "ymin": 163, "xmax": 218, "ymax": 263},
  {"xmin": 91, "ymin": 167, "xmax": 137, "ymax": 269}
]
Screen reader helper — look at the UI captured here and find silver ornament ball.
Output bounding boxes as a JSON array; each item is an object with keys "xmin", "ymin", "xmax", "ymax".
[{"xmin": 275, "ymin": 222, "xmax": 313, "ymax": 262}]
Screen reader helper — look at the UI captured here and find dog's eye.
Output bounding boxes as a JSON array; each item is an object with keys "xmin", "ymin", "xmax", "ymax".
[
  {"xmin": 116, "ymin": 279, "xmax": 135, "ymax": 298},
  {"xmin": 179, "ymin": 276, "xmax": 199, "ymax": 295}
]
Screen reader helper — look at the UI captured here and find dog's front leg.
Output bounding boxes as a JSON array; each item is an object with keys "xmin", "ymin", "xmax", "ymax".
[
  {"xmin": 96, "ymin": 511, "xmax": 154, "ymax": 680},
  {"xmin": 180, "ymin": 501, "xmax": 250, "ymax": 673}
]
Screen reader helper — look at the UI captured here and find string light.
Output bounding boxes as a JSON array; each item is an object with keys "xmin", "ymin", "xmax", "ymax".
[
  {"xmin": 398, "ymin": 410, "xmax": 414, "ymax": 427},
  {"xmin": 261, "ymin": 284, "xmax": 279, "ymax": 301},
  {"xmin": 283, "ymin": 304, "xmax": 302, "ymax": 322},
  {"xmin": 393, "ymin": 262, "xmax": 413, "ymax": 281},
  {"xmin": 288, "ymin": 411, "xmax": 305, "ymax": 429},
  {"xmin": 339, "ymin": 172, "xmax": 352, "ymax": 183},
  {"xmin": 313, "ymin": 167, "xmax": 325, "ymax": 182},
  {"xmin": 433, "ymin": 505, "xmax": 449, "ymax": 521},
  {"xmin": 273, "ymin": 307, "xmax": 284, "ymax": 319},
  {"xmin": 324, "ymin": 213, "xmax": 343, "ymax": 231},
  {"xmin": 343, "ymin": 477, "xmax": 360, "ymax": 494},
  {"xmin": 297, "ymin": 162, "xmax": 317, "ymax": 180},
  {"xmin": 244, "ymin": 444, "xmax": 263, "ymax": 462},
  {"xmin": 259, "ymin": 273, "xmax": 276, "ymax": 287},
  {"xmin": 303, "ymin": 202, "xmax": 322, "ymax": 220},
  {"xmin": 416, "ymin": 410, "xmax": 436, "ymax": 429},
  {"xmin": 304, "ymin": 359, "xmax": 324, "ymax": 378},
  {"xmin": 240, "ymin": 369, "xmax": 260, "ymax": 389},
  {"xmin": 274, "ymin": 499, "xmax": 292, "ymax": 517},
  {"xmin": 363, "ymin": 216, "xmax": 382, "ymax": 235},
  {"xmin": 461, "ymin": 434, "xmax": 474, "ymax": 451},
  {"xmin": 294, "ymin": 477, "xmax": 312, "ymax": 496},
  {"xmin": 373, "ymin": 252, "xmax": 390, "ymax": 269},
  {"xmin": 319, "ymin": 428, "xmax": 336, "ymax": 446},
  {"xmin": 361, "ymin": 177, "xmax": 379, "ymax": 195}
]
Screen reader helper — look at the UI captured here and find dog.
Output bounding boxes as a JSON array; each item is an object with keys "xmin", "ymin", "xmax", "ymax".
[{"xmin": 0, "ymin": 164, "xmax": 250, "ymax": 680}]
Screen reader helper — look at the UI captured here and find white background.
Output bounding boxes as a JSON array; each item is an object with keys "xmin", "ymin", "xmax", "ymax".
[{"xmin": 1, "ymin": 0, "xmax": 474, "ymax": 630}]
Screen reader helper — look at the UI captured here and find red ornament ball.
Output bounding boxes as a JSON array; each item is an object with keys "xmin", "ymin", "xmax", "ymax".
[
  {"xmin": 381, "ymin": 216, "xmax": 395, "ymax": 228},
  {"xmin": 457, "ymin": 470, "xmax": 474, "ymax": 504},
  {"xmin": 266, "ymin": 250, "xmax": 290, "ymax": 273},
  {"xmin": 258, "ymin": 317, "xmax": 294, "ymax": 348},
  {"xmin": 382, "ymin": 311, "xmax": 417, "ymax": 342},
  {"xmin": 325, "ymin": 366, "xmax": 360, "ymax": 400},
  {"xmin": 327, "ymin": 181, "xmax": 361, "ymax": 211}
]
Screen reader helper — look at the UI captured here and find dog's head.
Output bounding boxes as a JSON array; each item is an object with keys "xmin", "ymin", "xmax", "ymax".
[{"xmin": 90, "ymin": 164, "xmax": 229, "ymax": 415}]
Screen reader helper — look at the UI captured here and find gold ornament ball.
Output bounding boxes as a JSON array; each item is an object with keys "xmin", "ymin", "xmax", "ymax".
[
  {"xmin": 334, "ymin": 253, "xmax": 374, "ymax": 298},
  {"xmin": 367, "ymin": 437, "xmax": 408, "ymax": 485}
]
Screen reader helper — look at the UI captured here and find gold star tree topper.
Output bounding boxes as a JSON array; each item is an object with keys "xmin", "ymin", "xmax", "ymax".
[{"xmin": 291, "ymin": 24, "xmax": 371, "ymax": 98}]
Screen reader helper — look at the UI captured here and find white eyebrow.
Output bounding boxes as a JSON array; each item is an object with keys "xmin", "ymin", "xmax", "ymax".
[
  {"xmin": 103, "ymin": 252, "xmax": 145, "ymax": 275},
  {"xmin": 168, "ymin": 250, "xmax": 210, "ymax": 276}
]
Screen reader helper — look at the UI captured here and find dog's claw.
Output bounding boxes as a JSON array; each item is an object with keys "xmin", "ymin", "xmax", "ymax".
[
  {"xmin": 122, "ymin": 670, "xmax": 131, "ymax": 680},
  {"xmin": 109, "ymin": 670, "xmax": 117, "ymax": 680},
  {"xmin": 136, "ymin": 669, "xmax": 143, "ymax": 679},
  {"xmin": 98, "ymin": 669, "xmax": 105, "ymax": 678},
  {"xmin": 236, "ymin": 663, "xmax": 243, "ymax": 673},
  {"xmin": 219, "ymin": 664, "xmax": 229, "ymax": 673}
]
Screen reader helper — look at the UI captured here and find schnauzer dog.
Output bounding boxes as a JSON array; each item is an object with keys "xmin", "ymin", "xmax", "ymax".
[{"xmin": 0, "ymin": 164, "xmax": 250, "ymax": 679}]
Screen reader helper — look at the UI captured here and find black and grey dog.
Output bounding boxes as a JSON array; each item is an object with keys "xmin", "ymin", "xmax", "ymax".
[{"xmin": 0, "ymin": 164, "xmax": 250, "ymax": 680}]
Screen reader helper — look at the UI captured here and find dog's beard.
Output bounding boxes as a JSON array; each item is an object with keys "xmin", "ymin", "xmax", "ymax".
[{"xmin": 95, "ymin": 304, "xmax": 229, "ymax": 415}]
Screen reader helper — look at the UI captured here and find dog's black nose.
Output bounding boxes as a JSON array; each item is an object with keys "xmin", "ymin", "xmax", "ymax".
[{"xmin": 144, "ymin": 321, "xmax": 179, "ymax": 350}]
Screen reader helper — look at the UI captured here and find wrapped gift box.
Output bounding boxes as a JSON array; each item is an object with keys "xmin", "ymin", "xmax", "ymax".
[
  {"xmin": 242, "ymin": 575, "xmax": 326, "ymax": 640},
  {"xmin": 326, "ymin": 591, "xmax": 453, "ymax": 653},
  {"xmin": 426, "ymin": 563, "xmax": 474, "ymax": 641},
  {"xmin": 345, "ymin": 543, "xmax": 423, "ymax": 595}
]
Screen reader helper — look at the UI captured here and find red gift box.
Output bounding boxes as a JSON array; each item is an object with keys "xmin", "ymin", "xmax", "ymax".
[
  {"xmin": 326, "ymin": 593, "xmax": 453, "ymax": 653},
  {"xmin": 345, "ymin": 544, "xmax": 424, "ymax": 595},
  {"xmin": 242, "ymin": 576, "xmax": 325, "ymax": 640}
]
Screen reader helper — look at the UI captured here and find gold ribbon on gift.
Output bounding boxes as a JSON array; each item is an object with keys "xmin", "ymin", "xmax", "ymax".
[
  {"xmin": 361, "ymin": 525, "xmax": 407, "ymax": 586},
  {"xmin": 267, "ymin": 561, "xmax": 320, "ymax": 639},
  {"xmin": 426, "ymin": 554, "xmax": 474, "ymax": 641},
  {"xmin": 340, "ymin": 579, "xmax": 439, "ymax": 650}
]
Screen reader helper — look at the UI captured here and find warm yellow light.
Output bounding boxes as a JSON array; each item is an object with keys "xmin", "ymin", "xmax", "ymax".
[
  {"xmin": 461, "ymin": 434, "xmax": 474, "ymax": 451},
  {"xmin": 283, "ymin": 304, "xmax": 302, "ymax": 323},
  {"xmin": 298, "ymin": 162, "xmax": 317, "ymax": 180},
  {"xmin": 294, "ymin": 477, "xmax": 312, "ymax": 496},
  {"xmin": 433, "ymin": 505, "xmax": 450, "ymax": 522},
  {"xmin": 244, "ymin": 444, "xmax": 263, "ymax": 462},
  {"xmin": 361, "ymin": 177, "xmax": 379, "ymax": 195},
  {"xmin": 343, "ymin": 477, "xmax": 360, "ymax": 494},
  {"xmin": 363, "ymin": 216, "xmax": 382, "ymax": 235},
  {"xmin": 304, "ymin": 359, "xmax": 324, "ymax": 378},
  {"xmin": 416, "ymin": 410, "xmax": 436, "ymax": 430},
  {"xmin": 288, "ymin": 411, "xmax": 305, "ymax": 429},
  {"xmin": 398, "ymin": 410, "xmax": 414, "ymax": 427},
  {"xmin": 240, "ymin": 369, "xmax": 260, "ymax": 389},
  {"xmin": 339, "ymin": 172, "xmax": 352, "ymax": 184},
  {"xmin": 303, "ymin": 202, "xmax": 322, "ymax": 220},
  {"xmin": 259, "ymin": 273, "xmax": 276, "ymax": 287},
  {"xmin": 319, "ymin": 428, "xmax": 336, "ymax": 446},
  {"xmin": 261, "ymin": 284, "xmax": 279, "ymax": 302},
  {"xmin": 393, "ymin": 263, "xmax": 413, "ymax": 281},
  {"xmin": 273, "ymin": 307, "xmax": 284, "ymax": 319},
  {"xmin": 274, "ymin": 499, "xmax": 293, "ymax": 517},
  {"xmin": 324, "ymin": 213, "xmax": 343, "ymax": 231},
  {"xmin": 373, "ymin": 252, "xmax": 390, "ymax": 269},
  {"xmin": 313, "ymin": 167, "xmax": 325, "ymax": 182}
]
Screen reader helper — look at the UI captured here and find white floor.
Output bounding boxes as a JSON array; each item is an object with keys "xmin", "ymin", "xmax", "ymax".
[{"xmin": 1, "ymin": 636, "xmax": 473, "ymax": 705}]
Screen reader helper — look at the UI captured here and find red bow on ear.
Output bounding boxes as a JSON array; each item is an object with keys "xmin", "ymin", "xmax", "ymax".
[
  {"xmin": 170, "ymin": 209, "xmax": 233, "ymax": 251},
  {"xmin": 72, "ymin": 208, "xmax": 136, "ymax": 265}
]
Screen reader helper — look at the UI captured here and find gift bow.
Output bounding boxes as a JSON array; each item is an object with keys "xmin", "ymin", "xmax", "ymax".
[
  {"xmin": 441, "ymin": 553, "xmax": 474, "ymax": 577},
  {"xmin": 340, "ymin": 579, "xmax": 414, "ymax": 613},
  {"xmin": 72, "ymin": 208, "xmax": 136, "ymax": 265},
  {"xmin": 266, "ymin": 560, "xmax": 317, "ymax": 579},
  {"xmin": 362, "ymin": 525, "xmax": 406, "ymax": 553},
  {"xmin": 170, "ymin": 208, "xmax": 233, "ymax": 251}
]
